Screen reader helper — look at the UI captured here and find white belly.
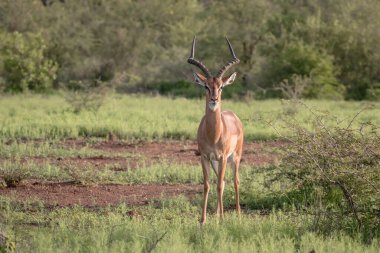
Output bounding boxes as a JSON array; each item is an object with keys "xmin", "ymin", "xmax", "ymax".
[
  {"xmin": 208, "ymin": 152, "xmax": 220, "ymax": 161},
  {"xmin": 208, "ymin": 150, "xmax": 234, "ymax": 162},
  {"xmin": 227, "ymin": 136, "xmax": 238, "ymax": 157}
]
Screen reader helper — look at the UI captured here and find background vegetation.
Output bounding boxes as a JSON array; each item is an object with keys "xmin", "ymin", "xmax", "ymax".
[
  {"xmin": 1, "ymin": 95, "xmax": 379, "ymax": 141},
  {"xmin": 0, "ymin": 1, "xmax": 379, "ymax": 252},
  {"xmin": 0, "ymin": 95, "xmax": 379, "ymax": 252},
  {"xmin": 0, "ymin": 0, "xmax": 380, "ymax": 100}
]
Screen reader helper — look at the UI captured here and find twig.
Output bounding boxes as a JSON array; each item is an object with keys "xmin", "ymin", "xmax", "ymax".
[
  {"xmin": 335, "ymin": 181, "xmax": 362, "ymax": 229},
  {"xmin": 143, "ymin": 231, "xmax": 167, "ymax": 253},
  {"xmin": 346, "ymin": 106, "xmax": 368, "ymax": 130}
]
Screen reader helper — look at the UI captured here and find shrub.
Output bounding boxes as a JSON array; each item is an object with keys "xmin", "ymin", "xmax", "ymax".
[
  {"xmin": 63, "ymin": 79, "xmax": 111, "ymax": 113},
  {"xmin": 276, "ymin": 105, "xmax": 380, "ymax": 241},
  {"xmin": 0, "ymin": 32, "xmax": 58, "ymax": 93},
  {"xmin": 277, "ymin": 74, "xmax": 311, "ymax": 100}
]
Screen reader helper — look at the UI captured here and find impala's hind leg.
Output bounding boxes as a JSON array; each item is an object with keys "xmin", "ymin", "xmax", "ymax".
[
  {"xmin": 232, "ymin": 154, "xmax": 241, "ymax": 215},
  {"xmin": 211, "ymin": 159, "xmax": 226, "ymax": 216},
  {"xmin": 200, "ymin": 156, "xmax": 211, "ymax": 224},
  {"xmin": 216, "ymin": 157, "xmax": 227, "ymax": 219}
]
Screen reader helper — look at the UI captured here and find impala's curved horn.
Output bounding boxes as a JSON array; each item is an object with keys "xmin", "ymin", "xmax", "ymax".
[
  {"xmin": 187, "ymin": 36, "xmax": 212, "ymax": 78},
  {"xmin": 216, "ymin": 37, "xmax": 240, "ymax": 78}
]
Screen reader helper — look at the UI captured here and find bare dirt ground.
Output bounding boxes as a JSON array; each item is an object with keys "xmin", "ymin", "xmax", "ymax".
[
  {"xmin": 1, "ymin": 181, "xmax": 202, "ymax": 208},
  {"xmin": 31, "ymin": 140, "xmax": 282, "ymax": 169},
  {"xmin": 0, "ymin": 140, "xmax": 282, "ymax": 208},
  {"xmin": 93, "ymin": 140, "xmax": 283, "ymax": 164}
]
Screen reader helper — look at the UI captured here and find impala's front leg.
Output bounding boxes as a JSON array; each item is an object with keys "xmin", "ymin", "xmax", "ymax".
[
  {"xmin": 216, "ymin": 156, "xmax": 227, "ymax": 219},
  {"xmin": 200, "ymin": 155, "xmax": 211, "ymax": 224}
]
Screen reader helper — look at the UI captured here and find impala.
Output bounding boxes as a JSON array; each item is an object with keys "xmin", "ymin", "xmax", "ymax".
[{"xmin": 188, "ymin": 37, "xmax": 244, "ymax": 224}]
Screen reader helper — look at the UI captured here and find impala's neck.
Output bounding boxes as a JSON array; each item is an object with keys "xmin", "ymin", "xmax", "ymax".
[{"xmin": 205, "ymin": 101, "xmax": 223, "ymax": 143}]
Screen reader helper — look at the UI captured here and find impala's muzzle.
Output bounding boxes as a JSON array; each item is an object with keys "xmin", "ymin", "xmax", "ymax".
[{"xmin": 208, "ymin": 88, "xmax": 220, "ymax": 111}]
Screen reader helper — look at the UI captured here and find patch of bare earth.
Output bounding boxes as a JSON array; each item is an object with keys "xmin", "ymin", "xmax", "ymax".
[
  {"xmin": 1, "ymin": 140, "xmax": 283, "ymax": 208},
  {"xmin": 89, "ymin": 139, "xmax": 282, "ymax": 167},
  {"xmin": 8, "ymin": 140, "xmax": 282, "ymax": 170},
  {"xmin": 0, "ymin": 181, "xmax": 202, "ymax": 208}
]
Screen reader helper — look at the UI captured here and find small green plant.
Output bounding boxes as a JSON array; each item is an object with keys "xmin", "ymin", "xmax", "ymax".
[
  {"xmin": 64, "ymin": 79, "xmax": 111, "ymax": 113},
  {"xmin": 62, "ymin": 163, "xmax": 101, "ymax": 185},
  {"xmin": 0, "ymin": 231, "xmax": 15, "ymax": 253},
  {"xmin": 0, "ymin": 160, "xmax": 31, "ymax": 187}
]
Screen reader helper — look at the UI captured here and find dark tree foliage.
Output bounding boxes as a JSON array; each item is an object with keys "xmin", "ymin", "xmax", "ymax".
[
  {"xmin": 0, "ymin": 0, "xmax": 379, "ymax": 99},
  {"xmin": 41, "ymin": 0, "xmax": 65, "ymax": 7}
]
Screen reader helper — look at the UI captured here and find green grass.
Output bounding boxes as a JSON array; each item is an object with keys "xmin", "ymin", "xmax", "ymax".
[
  {"xmin": 1, "ymin": 197, "xmax": 379, "ymax": 253},
  {"xmin": 1, "ymin": 93, "xmax": 380, "ymax": 251},
  {"xmin": 1, "ymin": 157, "xmax": 379, "ymax": 251},
  {"xmin": 56, "ymin": 161, "xmax": 203, "ymax": 185},
  {"xmin": 0, "ymin": 157, "xmax": 332, "ymax": 219},
  {"xmin": 0, "ymin": 94, "xmax": 379, "ymax": 141},
  {"xmin": 0, "ymin": 158, "xmax": 229, "ymax": 185},
  {"xmin": 0, "ymin": 140, "xmax": 138, "ymax": 159}
]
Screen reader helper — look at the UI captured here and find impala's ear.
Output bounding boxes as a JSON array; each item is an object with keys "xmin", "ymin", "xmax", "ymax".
[
  {"xmin": 193, "ymin": 72, "xmax": 207, "ymax": 87},
  {"xmin": 222, "ymin": 72, "xmax": 237, "ymax": 87}
]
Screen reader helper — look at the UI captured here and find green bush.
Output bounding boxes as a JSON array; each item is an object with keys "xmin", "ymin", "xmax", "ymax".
[
  {"xmin": 261, "ymin": 40, "xmax": 344, "ymax": 99},
  {"xmin": 0, "ymin": 31, "xmax": 58, "ymax": 93},
  {"xmin": 366, "ymin": 83, "xmax": 380, "ymax": 101},
  {"xmin": 151, "ymin": 80, "xmax": 203, "ymax": 98},
  {"xmin": 276, "ymin": 107, "xmax": 380, "ymax": 241}
]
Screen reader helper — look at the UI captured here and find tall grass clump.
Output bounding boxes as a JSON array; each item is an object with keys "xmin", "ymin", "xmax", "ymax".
[{"xmin": 0, "ymin": 159, "xmax": 32, "ymax": 187}]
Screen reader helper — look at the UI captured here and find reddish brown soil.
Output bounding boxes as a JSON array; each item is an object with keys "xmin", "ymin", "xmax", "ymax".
[
  {"xmin": 89, "ymin": 139, "xmax": 281, "ymax": 168},
  {"xmin": 1, "ymin": 181, "xmax": 202, "ymax": 208},
  {"xmin": 0, "ymin": 140, "xmax": 282, "ymax": 208},
  {"xmin": 6, "ymin": 140, "xmax": 282, "ymax": 170}
]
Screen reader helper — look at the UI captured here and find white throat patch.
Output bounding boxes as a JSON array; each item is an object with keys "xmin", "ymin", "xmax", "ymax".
[{"xmin": 208, "ymin": 102, "xmax": 218, "ymax": 111}]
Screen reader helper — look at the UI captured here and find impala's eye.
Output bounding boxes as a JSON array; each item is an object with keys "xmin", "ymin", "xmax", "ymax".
[{"xmin": 205, "ymin": 86, "xmax": 210, "ymax": 91}]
